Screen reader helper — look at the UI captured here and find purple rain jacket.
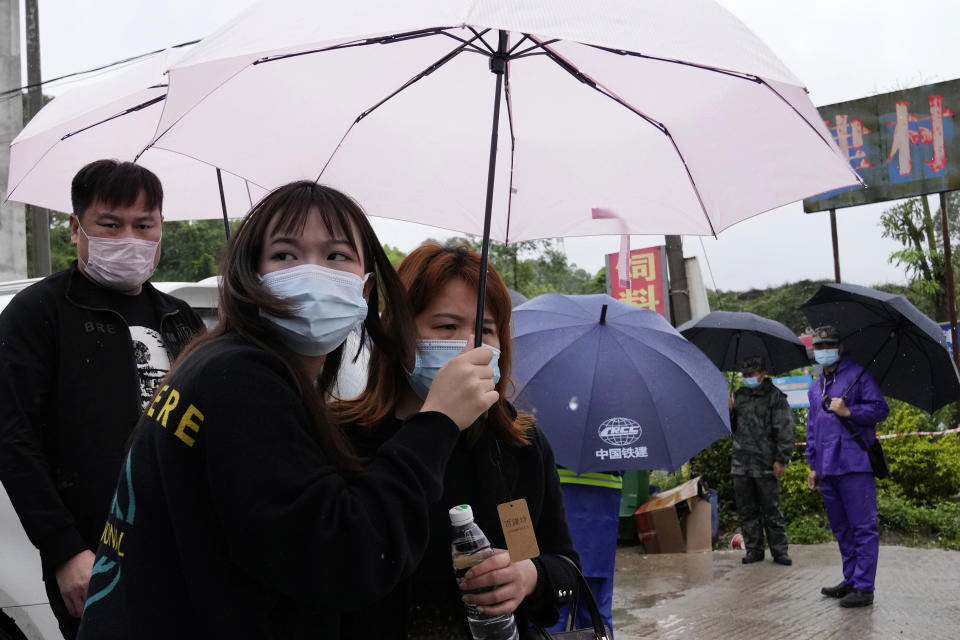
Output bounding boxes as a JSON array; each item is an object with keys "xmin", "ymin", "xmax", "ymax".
[{"xmin": 806, "ymin": 354, "xmax": 889, "ymax": 477}]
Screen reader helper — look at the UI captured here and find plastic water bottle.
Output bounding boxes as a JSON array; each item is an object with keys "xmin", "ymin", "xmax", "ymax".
[{"xmin": 449, "ymin": 504, "xmax": 519, "ymax": 640}]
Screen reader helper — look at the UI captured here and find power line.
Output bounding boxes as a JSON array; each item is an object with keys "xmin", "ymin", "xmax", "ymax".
[
  {"xmin": 698, "ymin": 235, "xmax": 719, "ymax": 293},
  {"xmin": 0, "ymin": 38, "xmax": 199, "ymax": 100}
]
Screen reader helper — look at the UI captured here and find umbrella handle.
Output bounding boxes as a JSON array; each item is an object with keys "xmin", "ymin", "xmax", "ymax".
[{"xmin": 832, "ymin": 328, "xmax": 899, "ymax": 403}]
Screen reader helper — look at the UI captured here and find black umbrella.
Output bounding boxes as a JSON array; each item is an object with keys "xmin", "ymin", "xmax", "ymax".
[
  {"xmin": 678, "ymin": 311, "xmax": 809, "ymax": 374},
  {"xmin": 801, "ymin": 283, "xmax": 960, "ymax": 412}
]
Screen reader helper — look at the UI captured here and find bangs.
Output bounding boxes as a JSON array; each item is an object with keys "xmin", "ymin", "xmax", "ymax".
[{"xmin": 265, "ymin": 183, "xmax": 360, "ymax": 255}]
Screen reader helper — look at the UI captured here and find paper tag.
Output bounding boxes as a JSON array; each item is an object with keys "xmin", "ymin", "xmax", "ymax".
[{"xmin": 497, "ymin": 499, "xmax": 540, "ymax": 563}]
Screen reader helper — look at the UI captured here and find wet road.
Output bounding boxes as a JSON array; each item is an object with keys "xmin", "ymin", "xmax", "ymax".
[{"xmin": 612, "ymin": 543, "xmax": 960, "ymax": 639}]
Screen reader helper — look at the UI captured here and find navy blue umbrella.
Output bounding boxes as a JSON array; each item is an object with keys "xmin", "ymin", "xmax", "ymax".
[
  {"xmin": 678, "ymin": 310, "xmax": 809, "ymax": 374},
  {"xmin": 511, "ymin": 294, "xmax": 731, "ymax": 473},
  {"xmin": 801, "ymin": 283, "xmax": 960, "ymax": 412}
]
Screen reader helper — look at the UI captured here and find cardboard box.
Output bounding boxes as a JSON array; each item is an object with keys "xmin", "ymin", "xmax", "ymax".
[{"xmin": 634, "ymin": 476, "xmax": 712, "ymax": 554}]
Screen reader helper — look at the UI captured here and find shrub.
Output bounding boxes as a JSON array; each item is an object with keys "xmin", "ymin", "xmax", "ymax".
[
  {"xmin": 786, "ymin": 514, "xmax": 834, "ymax": 544},
  {"xmin": 883, "ymin": 435, "xmax": 960, "ymax": 505},
  {"xmin": 780, "ymin": 462, "xmax": 824, "ymax": 522},
  {"xmin": 688, "ymin": 436, "xmax": 735, "ymax": 530}
]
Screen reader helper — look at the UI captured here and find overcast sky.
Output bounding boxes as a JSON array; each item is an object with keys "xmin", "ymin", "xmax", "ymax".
[{"xmin": 18, "ymin": 0, "xmax": 960, "ymax": 291}]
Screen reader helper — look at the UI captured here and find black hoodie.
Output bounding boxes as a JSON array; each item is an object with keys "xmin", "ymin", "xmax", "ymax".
[{"xmin": 77, "ymin": 335, "xmax": 461, "ymax": 640}]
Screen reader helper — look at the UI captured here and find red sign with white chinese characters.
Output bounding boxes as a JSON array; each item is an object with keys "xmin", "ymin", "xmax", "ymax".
[{"xmin": 604, "ymin": 245, "xmax": 669, "ymax": 319}]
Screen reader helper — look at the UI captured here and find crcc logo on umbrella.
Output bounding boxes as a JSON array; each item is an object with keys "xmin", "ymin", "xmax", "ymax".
[{"xmin": 598, "ymin": 417, "xmax": 642, "ymax": 446}]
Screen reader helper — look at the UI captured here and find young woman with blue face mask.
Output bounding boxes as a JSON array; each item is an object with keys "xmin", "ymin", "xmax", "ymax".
[
  {"xmin": 333, "ymin": 244, "xmax": 580, "ymax": 640},
  {"xmin": 76, "ymin": 183, "xmax": 498, "ymax": 640}
]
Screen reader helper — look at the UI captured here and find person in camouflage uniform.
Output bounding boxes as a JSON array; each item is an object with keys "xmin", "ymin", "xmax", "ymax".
[{"xmin": 729, "ymin": 356, "xmax": 795, "ymax": 566}]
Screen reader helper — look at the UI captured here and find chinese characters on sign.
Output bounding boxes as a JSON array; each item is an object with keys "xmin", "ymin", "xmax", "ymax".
[
  {"xmin": 804, "ymin": 79, "xmax": 960, "ymax": 212},
  {"xmin": 604, "ymin": 245, "xmax": 669, "ymax": 318}
]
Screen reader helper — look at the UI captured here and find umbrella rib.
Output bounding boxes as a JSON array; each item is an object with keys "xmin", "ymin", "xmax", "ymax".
[
  {"xmin": 759, "ymin": 79, "xmax": 863, "ymax": 184},
  {"xmin": 529, "ymin": 37, "xmax": 717, "ymax": 236},
  {"xmin": 6, "ymin": 94, "xmax": 168, "ymax": 205},
  {"xmin": 61, "ymin": 94, "xmax": 167, "ymax": 141},
  {"xmin": 585, "ymin": 43, "xmax": 765, "ymax": 83},
  {"xmin": 503, "ymin": 52, "xmax": 517, "ymax": 243},
  {"xmin": 315, "ymin": 31, "xmax": 488, "ymax": 180},
  {"xmin": 253, "ymin": 27, "xmax": 452, "ymax": 64},
  {"xmin": 144, "ymin": 27, "xmax": 473, "ymax": 157},
  {"xmin": 466, "ymin": 26, "xmax": 496, "ymax": 54}
]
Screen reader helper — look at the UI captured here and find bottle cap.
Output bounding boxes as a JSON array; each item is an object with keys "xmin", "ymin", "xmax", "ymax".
[{"xmin": 449, "ymin": 504, "xmax": 474, "ymax": 526}]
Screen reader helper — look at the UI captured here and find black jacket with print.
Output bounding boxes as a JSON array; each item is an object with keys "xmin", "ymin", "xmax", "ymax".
[{"xmin": 0, "ymin": 262, "xmax": 202, "ymax": 576}]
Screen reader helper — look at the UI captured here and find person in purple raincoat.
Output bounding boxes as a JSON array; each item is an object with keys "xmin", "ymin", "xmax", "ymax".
[{"xmin": 805, "ymin": 325, "xmax": 889, "ymax": 608}]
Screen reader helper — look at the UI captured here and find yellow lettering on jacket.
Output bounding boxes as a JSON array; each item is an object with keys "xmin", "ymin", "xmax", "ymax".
[
  {"xmin": 173, "ymin": 404, "xmax": 204, "ymax": 448},
  {"xmin": 99, "ymin": 522, "xmax": 126, "ymax": 558},
  {"xmin": 156, "ymin": 389, "xmax": 180, "ymax": 427},
  {"xmin": 146, "ymin": 385, "xmax": 168, "ymax": 417}
]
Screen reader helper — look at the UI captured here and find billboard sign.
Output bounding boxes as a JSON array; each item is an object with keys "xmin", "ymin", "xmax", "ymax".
[
  {"xmin": 804, "ymin": 79, "xmax": 960, "ymax": 212},
  {"xmin": 771, "ymin": 375, "xmax": 813, "ymax": 409},
  {"xmin": 604, "ymin": 245, "xmax": 670, "ymax": 319}
]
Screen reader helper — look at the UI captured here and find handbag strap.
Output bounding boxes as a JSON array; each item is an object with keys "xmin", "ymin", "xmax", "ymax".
[
  {"xmin": 555, "ymin": 554, "xmax": 609, "ymax": 640},
  {"xmin": 821, "ymin": 373, "xmax": 869, "ymax": 453},
  {"xmin": 837, "ymin": 415, "xmax": 870, "ymax": 453}
]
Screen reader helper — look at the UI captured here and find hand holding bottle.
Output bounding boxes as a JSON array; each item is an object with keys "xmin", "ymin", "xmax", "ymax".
[{"xmin": 458, "ymin": 550, "xmax": 537, "ymax": 616}]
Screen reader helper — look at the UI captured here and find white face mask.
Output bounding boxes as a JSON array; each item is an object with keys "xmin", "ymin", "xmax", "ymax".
[
  {"xmin": 406, "ymin": 339, "xmax": 501, "ymax": 400},
  {"xmin": 259, "ymin": 263, "xmax": 369, "ymax": 357},
  {"xmin": 77, "ymin": 220, "xmax": 160, "ymax": 291}
]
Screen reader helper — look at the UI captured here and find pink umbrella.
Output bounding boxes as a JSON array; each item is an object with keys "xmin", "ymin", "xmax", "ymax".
[
  {"xmin": 5, "ymin": 45, "xmax": 267, "ymax": 228},
  {"xmin": 146, "ymin": 0, "xmax": 859, "ymax": 340}
]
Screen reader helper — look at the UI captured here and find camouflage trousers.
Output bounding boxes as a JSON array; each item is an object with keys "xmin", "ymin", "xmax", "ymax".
[{"xmin": 733, "ymin": 474, "xmax": 789, "ymax": 557}]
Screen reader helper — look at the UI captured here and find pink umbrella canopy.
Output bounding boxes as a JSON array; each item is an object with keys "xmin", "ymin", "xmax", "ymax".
[
  {"xmin": 145, "ymin": 0, "xmax": 860, "ymax": 242},
  {"xmin": 6, "ymin": 46, "xmax": 267, "ymax": 222}
]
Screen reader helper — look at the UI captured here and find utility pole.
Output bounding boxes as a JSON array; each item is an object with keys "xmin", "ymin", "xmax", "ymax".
[
  {"xmin": 665, "ymin": 235, "xmax": 691, "ymax": 327},
  {"xmin": 24, "ymin": 0, "xmax": 51, "ymax": 276},
  {"xmin": 829, "ymin": 209, "xmax": 841, "ymax": 283},
  {"xmin": 0, "ymin": 0, "xmax": 28, "ymax": 280}
]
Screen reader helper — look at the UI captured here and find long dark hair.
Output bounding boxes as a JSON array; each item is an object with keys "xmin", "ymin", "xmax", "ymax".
[
  {"xmin": 170, "ymin": 181, "xmax": 415, "ymax": 471},
  {"xmin": 332, "ymin": 243, "xmax": 532, "ymax": 448}
]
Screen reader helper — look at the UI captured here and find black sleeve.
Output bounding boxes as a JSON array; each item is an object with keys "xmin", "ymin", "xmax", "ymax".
[
  {"xmin": 0, "ymin": 286, "xmax": 88, "ymax": 570},
  {"xmin": 517, "ymin": 427, "xmax": 580, "ymax": 627},
  {"xmin": 197, "ymin": 349, "xmax": 461, "ymax": 610}
]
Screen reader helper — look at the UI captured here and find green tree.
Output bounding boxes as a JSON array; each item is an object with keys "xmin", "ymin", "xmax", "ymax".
[
  {"xmin": 154, "ymin": 220, "xmax": 231, "ymax": 281},
  {"xmin": 382, "ymin": 244, "xmax": 407, "ymax": 268},
  {"xmin": 879, "ymin": 192, "xmax": 960, "ymax": 321},
  {"xmin": 431, "ymin": 237, "xmax": 606, "ymax": 297}
]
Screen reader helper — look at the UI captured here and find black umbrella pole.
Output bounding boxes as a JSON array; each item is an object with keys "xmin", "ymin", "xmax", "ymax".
[
  {"xmin": 474, "ymin": 31, "xmax": 507, "ymax": 348},
  {"xmin": 216, "ymin": 168, "xmax": 230, "ymax": 240}
]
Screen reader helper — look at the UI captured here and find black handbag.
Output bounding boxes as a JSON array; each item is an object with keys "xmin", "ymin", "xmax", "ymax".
[
  {"xmin": 529, "ymin": 555, "xmax": 611, "ymax": 640},
  {"xmin": 838, "ymin": 416, "xmax": 890, "ymax": 479}
]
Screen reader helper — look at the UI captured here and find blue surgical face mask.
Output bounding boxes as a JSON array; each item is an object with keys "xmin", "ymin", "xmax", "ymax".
[
  {"xmin": 742, "ymin": 376, "xmax": 761, "ymax": 389},
  {"xmin": 814, "ymin": 348, "xmax": 840, "ymax": 366},
  {"xmin": 406, "ymin": 339, "xmax": 501, "ymax": 400},
  {"xmin": 259, "ymin": 264, "xmax": 368, "ymax": 356}
]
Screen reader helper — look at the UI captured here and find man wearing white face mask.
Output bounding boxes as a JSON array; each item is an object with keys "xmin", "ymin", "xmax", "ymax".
[
  {"xmin": 729, "ymin": 356, "xmax": 794, "ymax": 567},
  {"xmin": 0, "ymin": 160, "xmax": 204, "ymax": 639}
]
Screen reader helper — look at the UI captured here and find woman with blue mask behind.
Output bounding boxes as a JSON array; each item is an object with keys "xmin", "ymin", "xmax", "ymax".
[
  {"xmin": 77, "ymin": 183, "xmax": 498, "ymax": 640},
  {"xmin": 333, "ymin": 243, "xmax": 580, "ymax": 639}
]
